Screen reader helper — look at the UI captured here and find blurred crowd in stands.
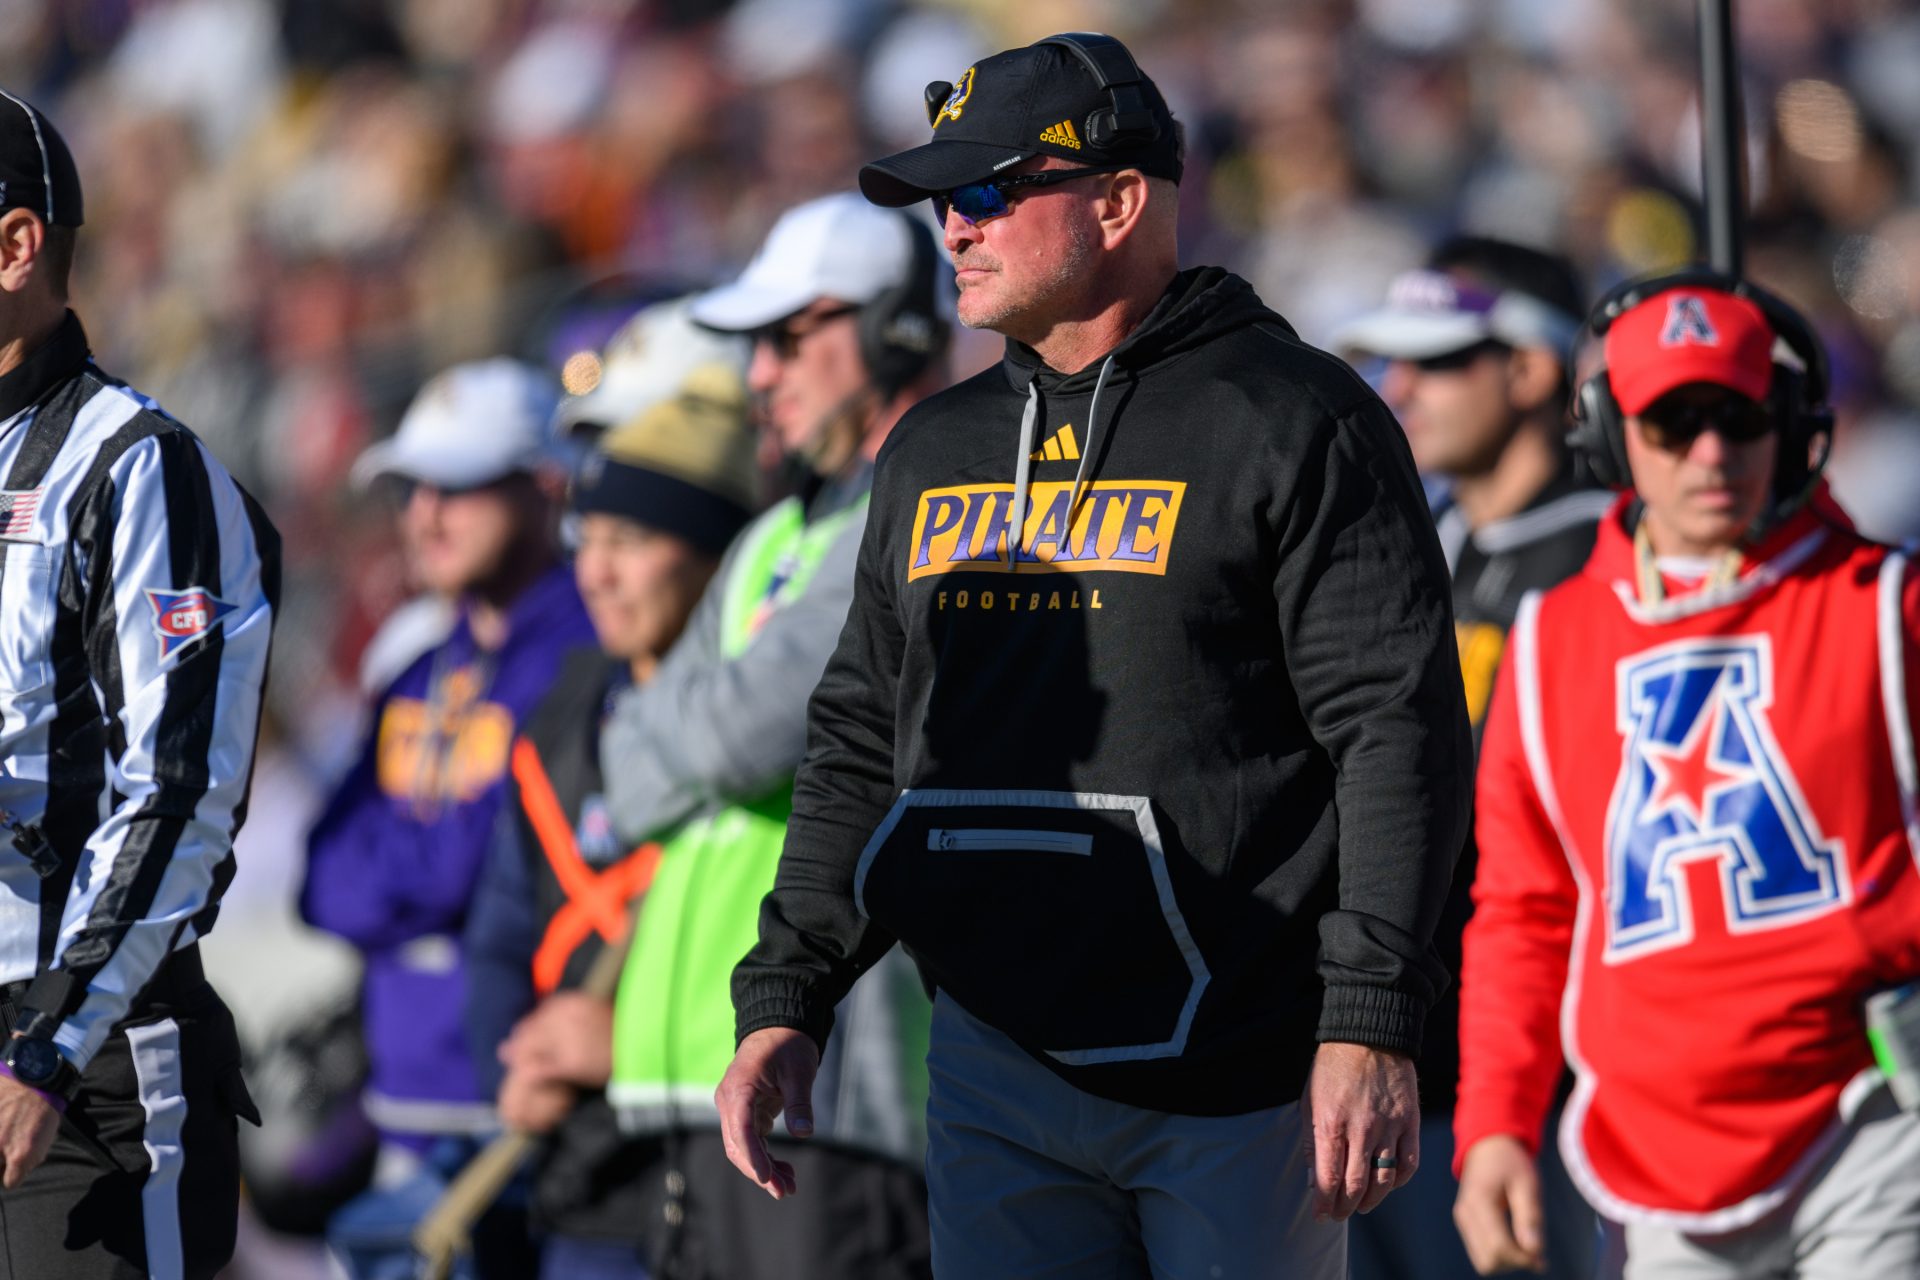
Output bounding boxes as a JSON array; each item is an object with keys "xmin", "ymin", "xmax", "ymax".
[{"xmin": 8, "ymin": 0, "xmax": 1920, "ymax": 1272}]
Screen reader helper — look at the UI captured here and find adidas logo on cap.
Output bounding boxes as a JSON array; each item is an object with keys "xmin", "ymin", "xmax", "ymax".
[
  {"xmin": 1038, "ymin": 119, "xmax": 1081, "ymax": 150},
  {"xmin": 1029, "ymin": 424, "xmax": 1081, "ymax": 462}
]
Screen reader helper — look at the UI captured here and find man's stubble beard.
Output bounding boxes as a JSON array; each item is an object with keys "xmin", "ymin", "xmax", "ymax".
[{"xmin": 957, "ymin": 217, "xmax": 1098, "ymax": 335}]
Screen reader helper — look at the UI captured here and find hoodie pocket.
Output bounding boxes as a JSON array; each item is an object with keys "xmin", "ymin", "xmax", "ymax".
[
  {"xmin": 926, "ymin": 828, "xmax": 1094, "ymax": 855},
  {"xmin": 855, "ymin": 789, "xmax": 1209, "ymax": 1065}
]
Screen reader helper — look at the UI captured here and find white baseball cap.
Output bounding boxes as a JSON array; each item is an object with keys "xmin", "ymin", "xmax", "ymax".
[
  {"xmin": 1333, "ymin": 269, "xmax": 1582, "ymax": 362},
  {"xmin": 352, "ymin": 358, "xmax": 560, "ymax": 491},
  {"xmin": 552, "ymin": 297, "xmax": 750, "ymax": 440},
  {"xmin": 690, "ymin": 192, "xmax": 922, "ymax": 333}
]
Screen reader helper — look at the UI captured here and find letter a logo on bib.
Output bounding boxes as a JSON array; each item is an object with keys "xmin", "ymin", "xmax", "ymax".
[{"xmin": 1603, "ymin": 636, "xmax": 1847, "ymax": 962}]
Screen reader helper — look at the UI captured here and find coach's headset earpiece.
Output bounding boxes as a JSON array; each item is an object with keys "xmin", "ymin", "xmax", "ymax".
[
  {"xmin": 924, "ymin": 80, "xmax": 955, "ymax": 127},
  {"xmin": 857, "ymin": 213, "xmax": 948, "ymax": 399},
  {"xmin": 1036, "ymin": 33, "xmax": 1163, "ymax": 150},
  {"xmin": 1570, "ymin": 267, "xmax": 1834, "ymax": 505}
]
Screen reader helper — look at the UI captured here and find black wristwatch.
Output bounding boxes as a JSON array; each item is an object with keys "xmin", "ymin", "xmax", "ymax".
[{"xmin": 2, "ymin": 1036, "xmax": 79, "ymax": 1101}]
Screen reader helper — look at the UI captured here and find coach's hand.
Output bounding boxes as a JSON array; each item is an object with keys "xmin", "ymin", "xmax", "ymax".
[
  {"xmin": 715, "ymin": 1027, "xmax": 819, "ymax": 1201},
  {"xmin": 1304, "ymin": 1041, "xmax": 1419, "ymax": 1221},
  {"xmin": 1454, "ymin": 1135, "xmax": 1547, "ymax": 1275},
  {"xmin": 0, "ymin": 1074, "xmax": 60, "ymax": 1189}
]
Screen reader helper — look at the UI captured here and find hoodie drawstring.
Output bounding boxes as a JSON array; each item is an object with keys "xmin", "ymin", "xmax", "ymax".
[
  {"xmin": 1007, "ymin": 352, "xmax": 1118, "ymax": 571},
  {"xmin": 1007, "ymin": 381, "xmax": 1040, "ymax": 571},
  {"xmin": 1066, "ymin": 354, "xmax": 1116, "ymax": 533}
]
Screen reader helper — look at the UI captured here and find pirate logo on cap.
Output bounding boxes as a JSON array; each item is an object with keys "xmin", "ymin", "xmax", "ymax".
[{"xmin": 932, "ymin": 67, "xmax": 975, "ymax": 129}]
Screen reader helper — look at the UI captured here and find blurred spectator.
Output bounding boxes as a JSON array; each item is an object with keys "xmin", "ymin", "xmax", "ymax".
[
  {"xmin": 593, "ymin": 193, "xmax": 949, "ymax": 1278},
  {"xmin": 202, "ymin": 704, "xmax": 366, "ymax": 1264},
  {"xmin": 549, "ymin": 295, "xmax": 752, "ymax": 449},
  {"xmin": 464, "ymin": 314, "xmax": 759, "ymax": 1278},
  {"xmin": 1828, "ymin": 407, "xmax": 1920, "ymax": 545},
  {"xmin": 301, "ymin": 359, "xmax": 593, "ymax": 1279},
  {"xmin": 1225, "ymin": 13, "xmax": 1429, "ymax": 345},
  {"xmin": 1336, "ymin": 237, "xmax": 1606, "ymax": 1280}
]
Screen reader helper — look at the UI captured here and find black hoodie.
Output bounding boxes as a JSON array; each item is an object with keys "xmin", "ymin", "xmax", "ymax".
[{"xmin": 733, "ymin": 267, "xmax": 1474, "ymax": 1115}]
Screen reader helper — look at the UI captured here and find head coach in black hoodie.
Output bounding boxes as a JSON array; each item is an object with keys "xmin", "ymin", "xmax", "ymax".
[{"xmin": 716, "ymin": 32, "xmax": 1475, "ymax": 1278}]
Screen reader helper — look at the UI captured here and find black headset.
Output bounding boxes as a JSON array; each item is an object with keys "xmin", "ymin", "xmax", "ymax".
[
  {"xmin": 1037, "ymin": 32, "xmax": 1163, "ymax": 150},
  {"xmin": 857, "ymin": 213, "xmax": 948, "ymax": 398},
  {"xmin": 1569, "ymin": 267, "xmax": 1834, "ymax": 503}
]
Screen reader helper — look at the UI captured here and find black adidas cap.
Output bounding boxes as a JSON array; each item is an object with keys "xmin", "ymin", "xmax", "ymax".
[
  {"xmin": 0, "ymin": 91, "xmax": 82, "ymax": 228},
  {"xmin": 859, "ymin": 32, "xmax": 1182, "ymax": 209}
]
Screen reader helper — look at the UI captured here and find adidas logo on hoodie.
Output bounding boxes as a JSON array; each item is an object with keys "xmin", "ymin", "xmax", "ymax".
[{"xmin": 1029, "ymin": 424, "xmax": 1081, "ymax": 462}]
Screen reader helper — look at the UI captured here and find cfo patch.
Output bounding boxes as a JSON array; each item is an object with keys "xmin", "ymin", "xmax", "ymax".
[
  {"xmin": 145, "ymin": 587, "xmax": 238, "ymax": 659},
  {"xmin": 908, "ymin": 480, "xmax": 1187, "ymax": 581}
]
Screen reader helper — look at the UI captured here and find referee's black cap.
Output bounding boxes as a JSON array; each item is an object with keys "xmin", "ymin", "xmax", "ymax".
[
  {"xmin": 859, "ymin": 33, "xmax": 1181, "ymax": 209},
  {"xmin": 0, "ymin": 91, "xmax": 82, "ymax": 227}
]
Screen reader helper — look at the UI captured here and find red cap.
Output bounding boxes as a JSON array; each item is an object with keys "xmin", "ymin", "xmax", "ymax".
[{"xmin": 1604, "ymin": 287, "xmax": 1775, "ymax": 416}]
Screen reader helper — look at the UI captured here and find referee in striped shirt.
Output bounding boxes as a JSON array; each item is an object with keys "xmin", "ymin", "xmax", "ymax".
[{"xmin": 0, "ymin": 94, "xmax": 278, "ymax": 1277}]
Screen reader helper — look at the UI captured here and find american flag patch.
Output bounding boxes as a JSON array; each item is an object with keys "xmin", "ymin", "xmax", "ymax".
[{"xmin": 0, "ymin": 489, "xmax": 40, "ymax": 540}]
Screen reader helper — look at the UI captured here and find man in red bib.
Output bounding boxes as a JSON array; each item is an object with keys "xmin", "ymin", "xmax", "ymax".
[{"xmin": 1454, "ymin": 272, "xmax": 1920, "ymax": 1278}]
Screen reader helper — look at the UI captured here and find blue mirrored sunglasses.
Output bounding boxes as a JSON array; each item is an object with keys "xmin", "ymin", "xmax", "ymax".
[{"xmin": 933, "ymin": 165, "xmax": 1128, "ymax": 227}]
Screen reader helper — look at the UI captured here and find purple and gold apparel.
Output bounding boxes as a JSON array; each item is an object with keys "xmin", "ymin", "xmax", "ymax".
[{"xmin": 303, "ymin": 565, "xmax": 594, "ymax": 1142}]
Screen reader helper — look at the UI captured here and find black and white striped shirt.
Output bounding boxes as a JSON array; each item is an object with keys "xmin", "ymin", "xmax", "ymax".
[{"xmin": 0, "ymin": 313, "xmax": 278, "ymax": 1072}]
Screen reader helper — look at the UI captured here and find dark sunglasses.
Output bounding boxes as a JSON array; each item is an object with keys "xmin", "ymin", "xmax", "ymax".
[
  {"xmin": 934, "ymin": 165, "xmax": 1129, "ymax": 227},
  {"xmin": 750, "ymin": 304, "xmax": 860, "ymax": 361},
  {"xmin": 1637, "ymin": 394, "xmax": 1774, "ymax": 451},
  {"xmin": 1408, "ymin": 340, "xmax": 1510, "ymax": 374}
]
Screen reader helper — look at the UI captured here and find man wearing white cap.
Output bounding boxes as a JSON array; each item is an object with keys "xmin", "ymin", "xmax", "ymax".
[
  {"xmin": 599, "ymin": 191, "xmax": 948, "ymax": 872},
  {"xmin": 1336, "ymin": 237, "xmax": 1605, "ymax": 1280},
  {"xmin": 592, "ymin": 192, "xmax": 948, "ymax": 1277},
  {"xmin": 303, "ymin": 358, "xmax": 595, "ymax": 1278},
  {"xmin": 1335, "ymin": 236, "xmax": 1608, "ymax": 738}
]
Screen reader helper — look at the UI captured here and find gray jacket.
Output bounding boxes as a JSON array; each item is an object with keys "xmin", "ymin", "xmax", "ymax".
[{"xmin": 600, "ymin": 468, "xmax": 869, "ymax": 843}]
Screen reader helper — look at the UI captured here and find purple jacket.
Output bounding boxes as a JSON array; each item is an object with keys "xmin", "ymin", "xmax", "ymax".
[{"xmin": 302, "ymin": 565, "xmax": 595, "ymax": 1140}]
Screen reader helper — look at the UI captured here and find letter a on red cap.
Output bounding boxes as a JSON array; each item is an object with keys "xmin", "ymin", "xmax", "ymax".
[{"xmin": 1660, "ymin": 295, "xmax": 1720, "ymax": 348}]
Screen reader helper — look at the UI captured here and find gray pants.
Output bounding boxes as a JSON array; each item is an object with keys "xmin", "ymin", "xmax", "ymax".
[
  {"xmin": 1612, "ymin": 1086, "xmax": 1920, "ymax": 1279},
  {"xmin": 924, "ymin": 994, "xmax": 1345, "ymax": 1280}
]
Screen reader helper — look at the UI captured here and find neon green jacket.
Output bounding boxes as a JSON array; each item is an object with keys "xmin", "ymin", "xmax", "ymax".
[{"xmin": 607, "ymin": 481, "xmax": 929, "ymax": 1161}]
